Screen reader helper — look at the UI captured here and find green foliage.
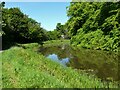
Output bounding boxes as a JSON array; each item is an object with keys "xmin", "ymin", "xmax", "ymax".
[
  {"xmin": 1, "ymin": 3, "xmax": 48, "ymax": 49},
  {"xmin": 66, "ymin": 2, "xmax": 120, "ymax": 52},
  {"xmin": 43, "ymin": 40, "xmax": 70, "ymax": 47},
  {"xmin": 2, "ymin": 43, "xmax": 117, "ymax": 88},
  {"xmin": 2, "ymin": 7, "xmax": 47, "ymax": 43},
  {"xmin": 46, "ymin": 30, "xmax": 61, "ymax": 40},
  {"xmin": 46, "ymin": 23, "xmax": 70, "ymax": 40}
]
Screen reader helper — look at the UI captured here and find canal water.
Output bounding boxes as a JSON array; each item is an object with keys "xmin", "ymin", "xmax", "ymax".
[{"xmin": 39, "ymin": 44, "xmax": 118, "ymax": 82}]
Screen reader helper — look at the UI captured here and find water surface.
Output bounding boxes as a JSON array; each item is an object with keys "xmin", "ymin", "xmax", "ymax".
[{"xmin": 39, "ymin": 44, "xmax": 118, "ymax": 82}]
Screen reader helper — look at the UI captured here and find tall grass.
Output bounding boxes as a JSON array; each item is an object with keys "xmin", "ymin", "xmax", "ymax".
[{"xmin": 2, "ymin": 43, "xmax": 118, "ymax": 88}]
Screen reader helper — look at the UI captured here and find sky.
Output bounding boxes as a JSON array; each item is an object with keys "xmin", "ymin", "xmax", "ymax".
[{"xmin": 5, "ymin": 2, "xmax": 70, "ymax": 31}]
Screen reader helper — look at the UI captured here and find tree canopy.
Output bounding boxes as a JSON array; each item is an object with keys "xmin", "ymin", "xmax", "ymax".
[
  {"xmin": 66, "ymin": 2, "xmax": 120, "ymax": 52},
  {"xmin": 1, "ymin": 2, "xmax": 48, "ymax": 49},
  {"xmin": 1, "ymin": 2, "xmax": 120, "ymax": 52}
]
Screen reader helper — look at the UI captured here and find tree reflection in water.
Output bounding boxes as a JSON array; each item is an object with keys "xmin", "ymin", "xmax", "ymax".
[{"xmin": 39, "ymin": 44, "xmax": 118, "ymax": 82}]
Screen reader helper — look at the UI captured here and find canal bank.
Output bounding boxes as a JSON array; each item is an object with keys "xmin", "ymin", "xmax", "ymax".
[{"xmin": 2, "ymin": 40, "xmax": 118, "ymax": 88}]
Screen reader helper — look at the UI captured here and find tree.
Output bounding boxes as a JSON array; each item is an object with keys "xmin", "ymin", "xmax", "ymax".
[
  {"xmin": 66, "ymin": 2, "xmax": 120, "ymax": 52},
  {"xmin": 2, "ymin": 5, "xmax": 48, "ymax": 49}
]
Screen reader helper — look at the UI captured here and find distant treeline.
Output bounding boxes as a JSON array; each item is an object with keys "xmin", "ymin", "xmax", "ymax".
[
  {"xmin": 1, "ymin": 2, "xmax": 68, "ymax": 49},
  {"xmin": 1, "ymin": 2, "xmax": 120, "ymax": 52},
  {"xmin": 65, "ymin": 2, "xmax": 120, "ymax": 52}
]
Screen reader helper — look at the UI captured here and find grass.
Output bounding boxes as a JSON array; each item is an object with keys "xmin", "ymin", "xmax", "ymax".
[
  {"xmin": 1, "ymin": 41, "xmax": 118, "ymax": 88},
  {"xmin": 43, "ymin": 40, "xmax": 70, "ymax": 47}
]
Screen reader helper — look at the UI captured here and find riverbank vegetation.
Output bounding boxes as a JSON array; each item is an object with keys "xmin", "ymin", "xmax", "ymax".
[
  {"xmin": 65, "ymin": 2, "xmax": 120, "ymax": 52},
  {"xmin": 1, "ymin": 2, "xmax": 48, "ymax": 50},
  {"xmin": 43, "ymin": 40, "xmax": 70, "ymax": 47},
  {"xmin": 1, "ymin": 1, "xmax": 119, "ymax": 88},
  {"xmin": 2, "ymin": 42, "xmax": 118, "ymax": 88},
  {"xmin": 1, "ymin": 2, "xmax": 120, "ymax": 52}
]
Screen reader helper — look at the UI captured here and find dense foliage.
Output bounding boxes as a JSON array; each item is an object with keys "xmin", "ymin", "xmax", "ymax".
[
  {"xmin": 66, "ymin": 2, "xmax": 120, "ymax": 52},
  {"xmin": 1, "ymin": 2, "xmax": 48, "ymax": 49},
  {"xmin": 46, "ymin": 23, "xmax": 70, "ymax": 40},
  {"xmin": 1, "ymin": 1, "xmax": 69, "ymax": 48}
]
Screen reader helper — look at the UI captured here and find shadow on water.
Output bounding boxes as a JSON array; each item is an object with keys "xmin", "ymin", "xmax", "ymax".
[{"xmin": 38, "ymin": 43, "xmax": 119, "ymax": 82}]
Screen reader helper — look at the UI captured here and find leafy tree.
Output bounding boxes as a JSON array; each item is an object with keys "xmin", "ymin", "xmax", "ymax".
[
  {"xmin": 1, "ymin": 3, "xmax": 48, "ymax": 49},
  {"xmin": 66, "ymin": 2, "xmax": 120, "ymax": 52}
]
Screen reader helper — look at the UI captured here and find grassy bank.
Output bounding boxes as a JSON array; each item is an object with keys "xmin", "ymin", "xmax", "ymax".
[
  {"xmin": 43, "ymin": 40, "xmax": 70, "ymax": 47},
  {"xmin": 2, "ymin": 41, "xmax": 118, "ymax": 88}
]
